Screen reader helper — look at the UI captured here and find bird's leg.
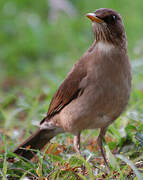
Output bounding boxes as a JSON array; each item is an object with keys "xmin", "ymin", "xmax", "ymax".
[
  {"xmin": 97, "ymin": 127, "xmax": 109, "ymax": 169},
  {"xmin": 74, "ymin": 132, "xmax": 81, "ymax": 154}
]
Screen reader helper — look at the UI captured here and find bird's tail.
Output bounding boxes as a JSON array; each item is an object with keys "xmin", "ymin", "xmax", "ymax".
[{"xmin": 13, "ymin": 128, "xmax": 58, "ymax": 160}]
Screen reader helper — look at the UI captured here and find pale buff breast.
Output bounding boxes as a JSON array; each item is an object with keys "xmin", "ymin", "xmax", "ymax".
[{"xmin": 58, "ymin": 42, "xmax": 131, "ymax": 133}]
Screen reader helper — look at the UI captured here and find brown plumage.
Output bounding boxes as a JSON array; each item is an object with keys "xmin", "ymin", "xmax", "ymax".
[{"xmin": 14, "ymin": 8, "xmax": 132, "ymax": 168}]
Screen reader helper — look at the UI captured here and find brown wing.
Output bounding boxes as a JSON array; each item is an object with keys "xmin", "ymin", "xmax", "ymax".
[{"xmin": 41, "ymin": 60, "xmax": 87, "ymax": 123}]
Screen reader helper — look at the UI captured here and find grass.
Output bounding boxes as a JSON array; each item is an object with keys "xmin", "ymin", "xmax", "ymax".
[{"xmin": 0, "ymin": 0, "xmax": 143, "ymax": 179}]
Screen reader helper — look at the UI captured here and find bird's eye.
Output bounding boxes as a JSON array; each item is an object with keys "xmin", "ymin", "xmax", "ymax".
[
  {"xmin": 102, "ymin": 15, "xmax": 116, "ymax": 24},
  {"xmin": 112, "ymin": 15, "xmax": 116, "ymax": 20}
]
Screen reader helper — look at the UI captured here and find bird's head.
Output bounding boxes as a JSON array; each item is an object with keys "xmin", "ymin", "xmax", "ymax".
[{"xmin": 86, "ymin": 8, "xmax": 126, "ymax": 48}]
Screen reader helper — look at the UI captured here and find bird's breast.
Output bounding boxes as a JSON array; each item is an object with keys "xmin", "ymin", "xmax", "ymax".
[{"xmin": 59, "ymin": 49, "xmax": 131, "ymax": 133}]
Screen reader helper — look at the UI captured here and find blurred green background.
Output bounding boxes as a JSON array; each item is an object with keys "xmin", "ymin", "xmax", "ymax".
[
  {"xmin": 0, "ymin": 0, "xmax": 143, "ymax": 142},
  {"xmin": 0, "ymin": 0, "xmax": 143, "ymax": 178},
  {"xmin": 1, "ymin": 0, "xmax": 143, "ymax": 88}
]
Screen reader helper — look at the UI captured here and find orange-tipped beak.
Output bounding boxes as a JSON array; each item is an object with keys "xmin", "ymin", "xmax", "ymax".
[{"xmin": 86, "ymin": 13, "xmax": 104, "ymax": 23}]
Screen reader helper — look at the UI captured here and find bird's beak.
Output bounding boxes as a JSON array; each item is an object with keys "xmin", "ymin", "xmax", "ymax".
[{"xmin": 86, "ymin": 13, "xmax": 104, "ymax": 23}]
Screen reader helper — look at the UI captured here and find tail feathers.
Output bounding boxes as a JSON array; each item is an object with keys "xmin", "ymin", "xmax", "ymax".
[{"xmin": 14, "ymin": 128, "xmax": 57, "ymax": 160}]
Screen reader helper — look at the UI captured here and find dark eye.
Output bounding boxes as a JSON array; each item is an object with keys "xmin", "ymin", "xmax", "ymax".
[
  {"xmin": 112, "ymin": 15, "xmax": 116, "ymax": 20},
  {"xmin": 103, "ymin": 15, "xmax": 116, "ymax": 24}
]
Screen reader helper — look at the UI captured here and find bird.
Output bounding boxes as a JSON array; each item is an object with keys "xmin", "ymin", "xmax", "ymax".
[{"xmin": 13, "ymin": 8, "xmax": 132, "ymax": 168}]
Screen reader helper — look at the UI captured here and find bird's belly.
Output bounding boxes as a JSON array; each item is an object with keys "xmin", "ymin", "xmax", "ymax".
[
  {"xmin": 60, "ymin": 109, "xmax": 112, "ymax": 133},
  {"xmin": 85, "ymin": 115, "xmax": 112, "ymax": 129},
  {"xmin": 59, "ymin": 98, "xmax": 111, "ymax": 133},
  {"xmin": 59, "ymin": 83, "xmax": 129, "ymax": 133}
]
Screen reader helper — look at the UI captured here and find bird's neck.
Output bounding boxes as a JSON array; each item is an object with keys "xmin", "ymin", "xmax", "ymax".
[{"xmin": 88, "ymin": 38, "xmax": 127, "ymax": 53}]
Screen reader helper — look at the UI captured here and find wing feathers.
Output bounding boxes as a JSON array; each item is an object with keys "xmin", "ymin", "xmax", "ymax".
[{"xmin": 41, "ymin": 60, "xmax": 87, "ymax": 122}]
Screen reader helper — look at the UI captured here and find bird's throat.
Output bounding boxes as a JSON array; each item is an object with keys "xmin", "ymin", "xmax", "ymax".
[
  {"xmin": 88, "ymin": 40, "xmax": 114, "ymax": 53},
  {"xmin": 96, "ymin": 41, "xmax": 114, "ymax": 53}
]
